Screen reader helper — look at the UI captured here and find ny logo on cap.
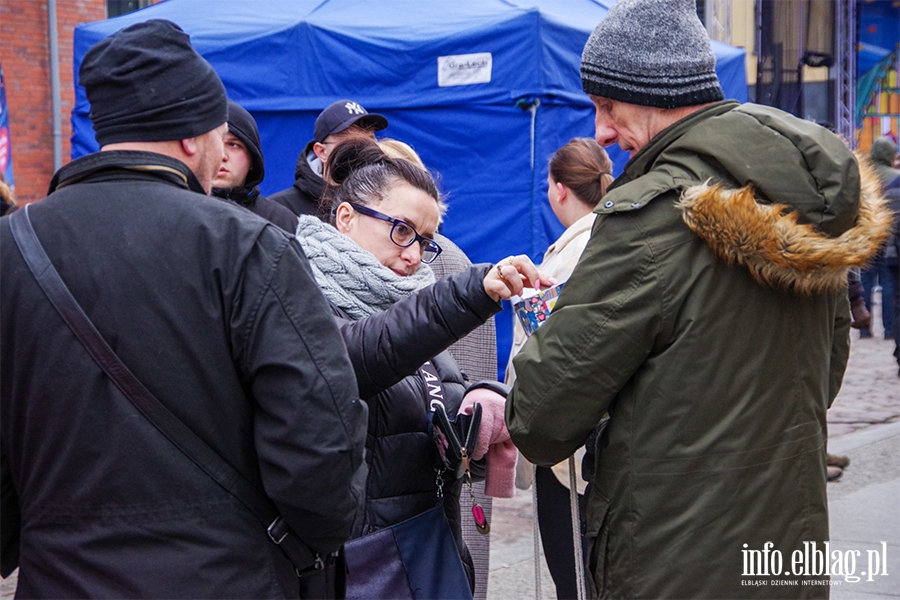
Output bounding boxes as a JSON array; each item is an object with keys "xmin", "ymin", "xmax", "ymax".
[{"xmin": 344, "ymin": 101, "xmax": 366, "ymax": 115}]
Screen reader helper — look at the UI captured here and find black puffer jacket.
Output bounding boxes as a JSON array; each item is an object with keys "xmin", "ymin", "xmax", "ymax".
[
  {"xmin": 269, "ymin": 141, "xmax": 323, "ymax": 217},
  {"xmin": 334, "ymin": 265, "xmax": 500, "ymax": 563}
]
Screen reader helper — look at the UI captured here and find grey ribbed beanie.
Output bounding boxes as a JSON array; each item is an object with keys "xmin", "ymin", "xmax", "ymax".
[{"xmin": 581, "ymin": 0, "xmax": 724, "ymax": 109}]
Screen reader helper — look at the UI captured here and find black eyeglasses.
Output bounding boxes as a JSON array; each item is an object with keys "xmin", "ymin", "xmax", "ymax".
[{"xmin": 347, "ymin": 203, "xmax": 443, "ymax": 264}]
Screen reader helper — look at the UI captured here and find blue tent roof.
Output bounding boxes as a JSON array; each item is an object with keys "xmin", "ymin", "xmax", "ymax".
[{"xmin": 72, "ymin": 0, "xmax": 748, "ymax": 377}]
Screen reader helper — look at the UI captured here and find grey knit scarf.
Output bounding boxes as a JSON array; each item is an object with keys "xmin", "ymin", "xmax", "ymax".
[{"xmin": 295, "ymin": 215, "xmax": 435, "ymax": 320}]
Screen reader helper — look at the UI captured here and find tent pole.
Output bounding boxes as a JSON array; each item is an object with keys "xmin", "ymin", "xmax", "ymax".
[{"xmin": 529, "ymin": 99, "xmax": 540, "ymax": 170}]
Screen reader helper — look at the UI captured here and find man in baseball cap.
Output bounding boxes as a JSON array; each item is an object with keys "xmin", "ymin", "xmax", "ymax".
[{"xmin": 269, "ymin": 99, "xmax": 388, "ymax": 218}]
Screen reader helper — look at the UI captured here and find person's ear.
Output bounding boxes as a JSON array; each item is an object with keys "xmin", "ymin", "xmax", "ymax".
[
  {"xmin": 556, "ymin": 182, "xmax": 568, "ymax": 204},
  {"xmin": 334, "ymin": 202, "xmax": 354, "ymax": 234},
  {"xmin": 312, "ymin": 142, "xmax": 328, "ymax": 161},
  {"xmin": 181, "ymin": 137, "xmax": 199, "ymax": 157}
]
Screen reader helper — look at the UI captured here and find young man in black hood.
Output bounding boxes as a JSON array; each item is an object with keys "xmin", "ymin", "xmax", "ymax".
[{"xmin": 212, "ymin": 100, "xmax": 298, "ymax": 233}]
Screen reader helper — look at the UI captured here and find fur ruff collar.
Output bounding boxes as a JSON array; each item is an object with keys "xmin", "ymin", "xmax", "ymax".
[{"xmin": 677, "ymin": 155, "xmax": 892, "ymax": 295}]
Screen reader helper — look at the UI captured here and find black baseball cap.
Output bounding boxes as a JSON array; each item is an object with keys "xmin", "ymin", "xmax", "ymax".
[{"xmin": 313, "ymin": 100, "xmax": 388, "ymax": 143}]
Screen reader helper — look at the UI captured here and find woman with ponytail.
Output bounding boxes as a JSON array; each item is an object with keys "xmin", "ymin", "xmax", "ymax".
[
  {"xmin": 505, "ymin": 137, "xmax": 613, "ymax": 600},
  {"xmin": 295, "ymin": 138, "xmax": 550, "ymax": 594}
]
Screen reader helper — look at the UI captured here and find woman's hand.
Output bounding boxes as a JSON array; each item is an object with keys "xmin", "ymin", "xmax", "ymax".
[{"xmin": 484, "ymin": 255, "xmax": 554, "ymax": 302}]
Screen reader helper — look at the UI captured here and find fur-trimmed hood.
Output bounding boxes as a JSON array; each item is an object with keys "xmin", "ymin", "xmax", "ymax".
[
  {"xmin": 677, "ymin": 155, "xmax": 891, "ymax": 295},
  {"xmin": 602, "ymin": 101, "xmax": 892, "ymax": 296}
]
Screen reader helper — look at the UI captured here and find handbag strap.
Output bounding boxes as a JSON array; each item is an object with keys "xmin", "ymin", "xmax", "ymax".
[
  {"xmin": 419, "ymin": 360, "xmax": 445, "ymax": 406},
  {"xmin": 531, "ymin": 459, "xmax": 587, "ymax": 600},
  {"xmin": 568, "ymin": 456, "xmax": 587, "ymax": 600},
  {"xmin": 8, "ymin": 205, "xmax": 324, "ymax": 577}
]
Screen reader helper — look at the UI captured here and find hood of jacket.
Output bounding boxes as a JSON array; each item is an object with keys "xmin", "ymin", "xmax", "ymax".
[
  {"xmin": 871, "ymin": 135, "xmax": 898, "ymax": 167},
  {"xmin": 604, "ymin": 101, "xmax": 892, "ymax": 295},
  {"xmin": 226, "ymin": 100, "xmax": 265, "ymax": 189},
  {"xmin": 291, "ymin": 140, "xmax": 325, "ymax": 199}
]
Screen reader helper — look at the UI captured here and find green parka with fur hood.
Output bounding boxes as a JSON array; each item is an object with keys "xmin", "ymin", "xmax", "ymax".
[{"xmin": 507, "ymin": 101, "xmax": 890, "ymax": 599}]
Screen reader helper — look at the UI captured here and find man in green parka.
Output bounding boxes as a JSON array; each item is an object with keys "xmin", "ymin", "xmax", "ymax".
[{"xmin": 506, "ymin": 0, "xmax": 891, "ymax": 598}]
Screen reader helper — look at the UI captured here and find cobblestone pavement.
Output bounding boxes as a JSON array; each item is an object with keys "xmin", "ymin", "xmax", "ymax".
[{"xmin": 828, "ymin": 327, "xmax": 899, "ymax": 438}]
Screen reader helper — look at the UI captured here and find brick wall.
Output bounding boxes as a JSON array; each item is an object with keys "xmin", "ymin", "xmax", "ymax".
[{"xmin": 1, "ymin": 0, "xmax": 106, "ymax": 204}]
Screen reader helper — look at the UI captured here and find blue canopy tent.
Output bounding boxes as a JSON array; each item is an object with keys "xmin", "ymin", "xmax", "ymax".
[{"xmin": 72, "ymin": 0, "xmax": 748, "ymax": 377}]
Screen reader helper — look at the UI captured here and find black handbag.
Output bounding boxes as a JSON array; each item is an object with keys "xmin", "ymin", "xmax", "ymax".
[
  {"xmin": 8, "ymin": 206, "xmax": 340, "ymax": 598},
  {"xmin": 430, "ymin": 397, "xmax": 484, "ymax": 480},
  {"xmin": 338, "ymin": 361, "xmax": 479, "ymax": 599},
  {"xmin": 344, "ymin": 505, "xmax": 473, "ymax": 600},
  {"xmin": 421, "ymin": 361, "xmax": 495, "ymax": 536}
]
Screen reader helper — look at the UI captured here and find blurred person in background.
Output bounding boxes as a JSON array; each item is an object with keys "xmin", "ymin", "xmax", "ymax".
[
  {"xmin": 270, "ymin": 99, "xmax": 387, "ymax": 219},
  {"xmin": 506, "ymin": 138, "xmax": 613, "ymax": 599}
]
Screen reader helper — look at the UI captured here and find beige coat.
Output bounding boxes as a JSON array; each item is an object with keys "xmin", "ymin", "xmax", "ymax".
[{"xmin": 506, "ymin": 211, "xmax": 596, "ymax": 493}]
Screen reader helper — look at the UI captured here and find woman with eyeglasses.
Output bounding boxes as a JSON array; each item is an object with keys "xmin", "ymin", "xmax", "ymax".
[{"xmin": 294, "ymin": 138, "xmax": 548, "ymax": 591}]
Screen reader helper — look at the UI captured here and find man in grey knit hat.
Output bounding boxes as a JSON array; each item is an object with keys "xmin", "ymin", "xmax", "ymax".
[{"xmin": 508, "ymin": 0, "xmax": 890, "ymax": 598}]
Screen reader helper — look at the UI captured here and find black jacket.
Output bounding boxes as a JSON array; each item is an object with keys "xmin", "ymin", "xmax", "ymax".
[
  {"xmin": 0, "ymin": 151, "xmax": 367, "ymax": 598},
  {"xmin": 269, "ymin": 141, "xmax": 324, "ymax": 218},
  {"xmin": 335, "ymin": 266, "xmax": 499, "ymax": 562},
  {"xmin": 248, "ymin": 193, "xmax": 299, "ymax": 233},
  {"xmin": 213, "ymin": 185, "xmax": 299, "ymax": 234}
]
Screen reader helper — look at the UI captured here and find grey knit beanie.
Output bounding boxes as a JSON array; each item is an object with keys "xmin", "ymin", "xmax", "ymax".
[{"xmin": 581, "ymin": 0, "xmax": 724, "ymax": 109}]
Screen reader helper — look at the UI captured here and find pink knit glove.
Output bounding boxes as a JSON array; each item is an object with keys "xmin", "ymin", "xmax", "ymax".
[{"xmin": 460, "ymin": 387, "xmax": 516, "ymax": 498}]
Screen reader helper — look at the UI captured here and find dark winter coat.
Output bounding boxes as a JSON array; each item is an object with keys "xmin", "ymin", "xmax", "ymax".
[
  {"xmin": 214, "ymin": 185, "xmax": 298, "ymax": 234},
  {"xmin": 508, "ymin": 102, "xmax": 891, "ymax": 599},
  {"xmin": 247, "ymin": 193, "xmax": 299, "ymax": 233},
  {"xmin": 335, "ymin": 265, "xmax": 500, "ymax": 563},
  {"xmin": 269, "ymin": 141, "xmax": 323, "ymax": 217},
  {"xmin": 0, "ymin": 150, "xmax": 367, "ymax": 598}
]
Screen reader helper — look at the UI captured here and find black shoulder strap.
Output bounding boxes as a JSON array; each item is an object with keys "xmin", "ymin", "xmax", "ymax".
[{"xmin": 8, "ymin": 205, "xmax": 323, "ymax": 576}]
